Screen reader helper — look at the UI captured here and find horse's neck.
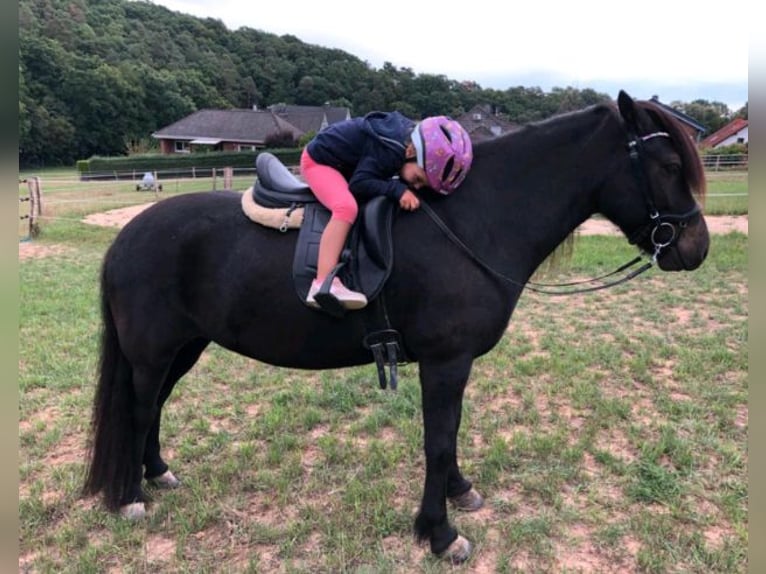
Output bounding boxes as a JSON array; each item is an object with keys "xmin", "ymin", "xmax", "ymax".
[{"xmin": 449, "ymin": 106, "xmax": 621, "ymax": 277}]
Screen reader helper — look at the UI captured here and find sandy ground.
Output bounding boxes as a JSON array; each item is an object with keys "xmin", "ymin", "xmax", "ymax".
[{"xmin": 19, "ymin": 202, "xmax": 747, "ymax": 260}]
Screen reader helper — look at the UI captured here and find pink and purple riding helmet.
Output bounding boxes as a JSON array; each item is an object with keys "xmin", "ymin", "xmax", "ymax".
[{"xmin": 411, "ymin": 116, "xmax": 473, "ymax": 194}]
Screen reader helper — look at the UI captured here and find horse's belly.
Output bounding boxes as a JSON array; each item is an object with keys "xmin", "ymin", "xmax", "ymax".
[{"xmin": 212, "ymin": 318, "xmax": 375, "ymax": 371}]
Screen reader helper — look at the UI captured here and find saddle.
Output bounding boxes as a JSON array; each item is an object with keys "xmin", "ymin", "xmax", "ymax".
[
  {"xmin": 252, "ymin": 152, "xmax": 395, "ymax": 315},
  {"xmin": 249, "ymin": 152, "xmax": 404, "ymax": 389}
]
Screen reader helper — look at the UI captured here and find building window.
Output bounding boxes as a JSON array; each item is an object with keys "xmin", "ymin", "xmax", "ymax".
[
  {"xmin": 175, "ymin": 141, "xmax": 190, "ymax": 153},
  {"xmin": 737, "ymin": 137, "xmax": 744, "ymax": 144},
  {"xmin": 237, "ymin": 144, "xmax": 256, "ymax": 151}
]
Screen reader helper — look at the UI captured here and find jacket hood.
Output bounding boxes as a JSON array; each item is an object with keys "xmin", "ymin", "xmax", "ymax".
[{"xmin": 362, "ymin": 111, "xmax": 415, "ymax": 153}]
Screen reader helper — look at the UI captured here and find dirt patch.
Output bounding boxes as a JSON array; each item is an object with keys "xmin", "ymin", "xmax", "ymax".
[
  {"xmin": 18, "ymin": 242, "xmax": 74, "ymax": 260},
  {"xmin": 81, "ymin": 202, "xmax": 156, "ymax": 229},
  {"xmin": 145, "ymin": 535, "xmax": 177, "ymax": 566},
  {"xmin": 575, "ymin": 215, "xmax": 747, "ymax": 236},
  {"xmin": 19, "ymin": 204, "xmax": 747, "ymax": 261}
]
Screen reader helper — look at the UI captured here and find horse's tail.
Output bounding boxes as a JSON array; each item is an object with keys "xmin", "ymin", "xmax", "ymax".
[{"xmin": 82, "ymin": 262, "xmax": 135, "ymax": 511}]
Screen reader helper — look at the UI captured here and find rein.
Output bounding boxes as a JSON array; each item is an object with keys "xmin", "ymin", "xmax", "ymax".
[
  {"xmin": 419, "ymin": 129, "xmax": 697, "ymax": 296},
  {"xmin": 419, "ymin": 201, "xmax": 654, "ymax": 295}
]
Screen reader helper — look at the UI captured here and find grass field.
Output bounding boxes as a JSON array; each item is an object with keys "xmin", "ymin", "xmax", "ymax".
[
  {"xmin": 17, "ymin": 174, "xmax": 748, "ymax": 572},
  {"xmin": 702, "ymin": 171, "xmax": 749, "ymax": 215}
]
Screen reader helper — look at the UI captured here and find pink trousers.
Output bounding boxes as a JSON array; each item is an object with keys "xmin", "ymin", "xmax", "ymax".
[{"xmin": 300, "ymin": 148, "xmax": 358, "ymax": 224}]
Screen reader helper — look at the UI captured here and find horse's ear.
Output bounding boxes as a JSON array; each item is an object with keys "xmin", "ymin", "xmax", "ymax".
[{"xmin": 617, "ymin": 90, "xmax": 638, "ymax": 128}]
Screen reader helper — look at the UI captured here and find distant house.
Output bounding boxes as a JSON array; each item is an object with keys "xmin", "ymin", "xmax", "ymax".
[
  {"xmin": 152, "ymin": 105, "xmax": 351, "ymax": 154},
  {"xmin": 648, "ymin": 96, "xmax": 707, "ymax": 142},
  {"xmin": 455, "ymin": 105, "xmax": 518, "ymax": 143},
  {"xmin": 699, "ymin": 118, "xmax": 748, "ymax": 149}
]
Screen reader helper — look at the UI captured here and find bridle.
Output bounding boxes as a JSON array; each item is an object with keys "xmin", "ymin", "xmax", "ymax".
[
  {"xmin": 419, "ymin": 127, "xmax": 701, "ymax": 296},
  {"xmin": 624, "ymin": 130, "xmax": 701, "ymax": 263}
]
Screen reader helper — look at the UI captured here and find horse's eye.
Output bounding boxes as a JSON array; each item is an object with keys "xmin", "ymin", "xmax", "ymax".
[{"xmin": 664, "ymin": 163, "xmax": 681, "ymax": 177}]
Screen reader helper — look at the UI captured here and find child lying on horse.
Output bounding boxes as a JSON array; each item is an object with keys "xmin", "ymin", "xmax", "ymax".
[{"xmin": 301, "ymin": 112, "xmax": 473, "ymax": 309}]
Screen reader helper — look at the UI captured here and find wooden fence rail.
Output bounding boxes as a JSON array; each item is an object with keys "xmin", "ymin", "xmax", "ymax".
[{"xmin": 701, "ymin": 154, "xmax": 748, "ymax": 171}]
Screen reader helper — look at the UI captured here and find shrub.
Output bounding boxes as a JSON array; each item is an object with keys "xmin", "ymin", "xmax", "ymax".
[{"xmin": 264, "ymin": 131, "xmax": 298, "ymax": 148}]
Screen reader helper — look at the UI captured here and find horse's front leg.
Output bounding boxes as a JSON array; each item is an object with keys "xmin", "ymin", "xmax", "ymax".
[
  {"xmin": 446, "ymin": 395, "xmax": 484, "ymax": 513},
  {"xmin": 414, "ymin": 355, "xmax": 474, "ymax": 563}
]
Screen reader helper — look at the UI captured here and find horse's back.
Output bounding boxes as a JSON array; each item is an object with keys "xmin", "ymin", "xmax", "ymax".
[
  {"xmin": 109, "ymin": 191, "xmax": 287, "ymax": 267},
  {"xmin": 115, "ymin": 191, "xmax": 244, "ymax": 244},
  {"xmin": 103, "ymin": 191, "xmax": 375, "ymax": 368}
]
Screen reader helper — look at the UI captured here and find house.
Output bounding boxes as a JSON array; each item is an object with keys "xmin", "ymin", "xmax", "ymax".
[
  {"xmin": 699, "ymin": 118, "xmax": 748, "ymax": 149},
  {"xmin": 455, "ymin": 105, "xmax": 518, "ymax": 143},
  {"xmin": 152, "ymin": 105, "xmax": 351, "ymax": 154},
  {"xmin": 649, "ymin": 96, "xmax": 707, "ymax": 142}
]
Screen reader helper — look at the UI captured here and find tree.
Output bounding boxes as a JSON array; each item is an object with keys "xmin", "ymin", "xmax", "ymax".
[
  {"xmin": 264, "ymin": 130, "xmax": 297, "ymax": 148},
  {"xmin": 671, "ymin": 99, "xmax": 731, "ymax": 133},
  {"xmin": 58, "ymin": 59, "xmax": 144, "ymax": 158},
  {"xmin": 19, "ymin": 63, "xmax": 32, "ymax": 148},
  {"xmin": 21, "ymin": 103, "xmax": 77, "ymax": 167}
]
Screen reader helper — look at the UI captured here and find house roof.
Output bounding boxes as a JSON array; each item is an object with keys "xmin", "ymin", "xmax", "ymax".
[
  {"xmin": 648, "ymin": 96, "xmax": 707, "ymax": 133},
  {"xmin": 152, "ymin": 109, "xmax": 304, "ymax": 144},
  {"xmin": 268, "ymin": 104, "xmax": 351, "ymax": 134},
  {"xmin": 699, "ymin": 118, "xmax": 748, "ymax": 148},
  {"xmin": 455, "ymin": 105, "xmax": 518, "ymax": 142}
]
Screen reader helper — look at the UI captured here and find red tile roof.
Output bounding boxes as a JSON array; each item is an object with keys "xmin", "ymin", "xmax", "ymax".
[{"xmin": 700, "ymin": 118, "xmax": 748, "ymax": 148}]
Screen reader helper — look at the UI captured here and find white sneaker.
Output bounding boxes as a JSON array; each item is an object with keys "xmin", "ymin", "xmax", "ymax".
[{"xmin": 307, "ymin": 278, "xmax": 368, "ymax": 310}]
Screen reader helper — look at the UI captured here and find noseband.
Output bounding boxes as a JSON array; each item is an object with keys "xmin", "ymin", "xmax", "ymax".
[{"xmin": 624, "ymin": 130, "xmax": 701, "ymax": 263}]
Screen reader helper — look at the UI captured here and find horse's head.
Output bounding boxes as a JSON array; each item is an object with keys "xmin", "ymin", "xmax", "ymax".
[{"xmin": 600, "ymin": 91, "xmax": 709, "ymax": 271}]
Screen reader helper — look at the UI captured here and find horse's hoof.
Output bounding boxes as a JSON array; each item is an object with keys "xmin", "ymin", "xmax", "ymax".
[
  {"xmin": 449, "ymin": 487, "xmax": 484, "ymax": 512},
  {"xmin": 149, "ymin": 470, "xmax": 181, "ymax": 489},
  {"xmin": 439, "ymin": 535, "xmax": 472, "ymax": 564},
  {"xmin": 120, "ymin": 502, "xmax": 146, "ymax": 520}
]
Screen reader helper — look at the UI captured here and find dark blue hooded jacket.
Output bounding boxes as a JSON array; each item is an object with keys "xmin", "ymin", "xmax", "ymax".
[{"xmin": 305, "ymin": 111, "xmax": 415, "ymax": 201}]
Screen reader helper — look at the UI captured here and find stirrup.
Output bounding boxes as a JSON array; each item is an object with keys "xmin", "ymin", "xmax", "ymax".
[{"xmin": 310, "ymin": 264, "xmax": 348, "ymax": 317}]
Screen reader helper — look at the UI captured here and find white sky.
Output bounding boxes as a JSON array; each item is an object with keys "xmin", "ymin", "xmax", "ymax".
[{"xmin": 149, "ymin": 0, "xmax": 749, "ymax": 110}]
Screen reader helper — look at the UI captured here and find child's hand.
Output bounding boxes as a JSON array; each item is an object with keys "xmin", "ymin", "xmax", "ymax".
[{"xmin": 399, "ymin": 189, "xmax": 420, "ymax": 211}]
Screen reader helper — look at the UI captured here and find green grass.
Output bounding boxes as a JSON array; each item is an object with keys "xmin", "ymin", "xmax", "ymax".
[
  {"xmin": 18, "ymin": 184, "xmax": 747, "ymax": 572},
  {"xmin": 704, "ymin": 171, "xmax": 748, "ymax": 215}
]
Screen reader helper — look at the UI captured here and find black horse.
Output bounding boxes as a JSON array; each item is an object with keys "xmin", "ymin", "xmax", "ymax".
[{"xmin": 83, "ymin": 92, "xmax": 708, "ymax": 562}]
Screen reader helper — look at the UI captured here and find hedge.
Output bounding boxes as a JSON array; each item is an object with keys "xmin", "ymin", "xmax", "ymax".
[
  {"xmin": 77, "ymin": 148, "xmax": 303, "ymax": 180},
  {"xmin": 700, "ymin": 143, "xmax": 747, "ymax": 156}
]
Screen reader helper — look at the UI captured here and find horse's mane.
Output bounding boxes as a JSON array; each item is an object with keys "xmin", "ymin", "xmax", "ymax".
[
  {"xmin": 480, "ymin": 100, "xmax": 706, "ymax": 203},
  {"xmin": 635, "ymin": 99, "xmax": 707, "ymax": 201},
  {"xmin": 502, "ymin": 98, "xmax": 707, "ymax": 279}
]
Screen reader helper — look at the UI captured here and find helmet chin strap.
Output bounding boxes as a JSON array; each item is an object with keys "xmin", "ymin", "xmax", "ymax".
[{"xmin": 404, "ymin": 141, "xmax": 419, "ymax": 164}]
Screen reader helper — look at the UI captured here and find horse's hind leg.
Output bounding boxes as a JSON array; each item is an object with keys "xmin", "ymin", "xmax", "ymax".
[
  {"xmin": 119, "ymin": 364, "xmax": 169, "ymax": 518},
  {"xmin": 143, "ymin": 338, "xmax": 209, "ymax": 486},
  {"xmin": 121, "ymin": 338, "xmax": 211, "ymax": 519}
]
